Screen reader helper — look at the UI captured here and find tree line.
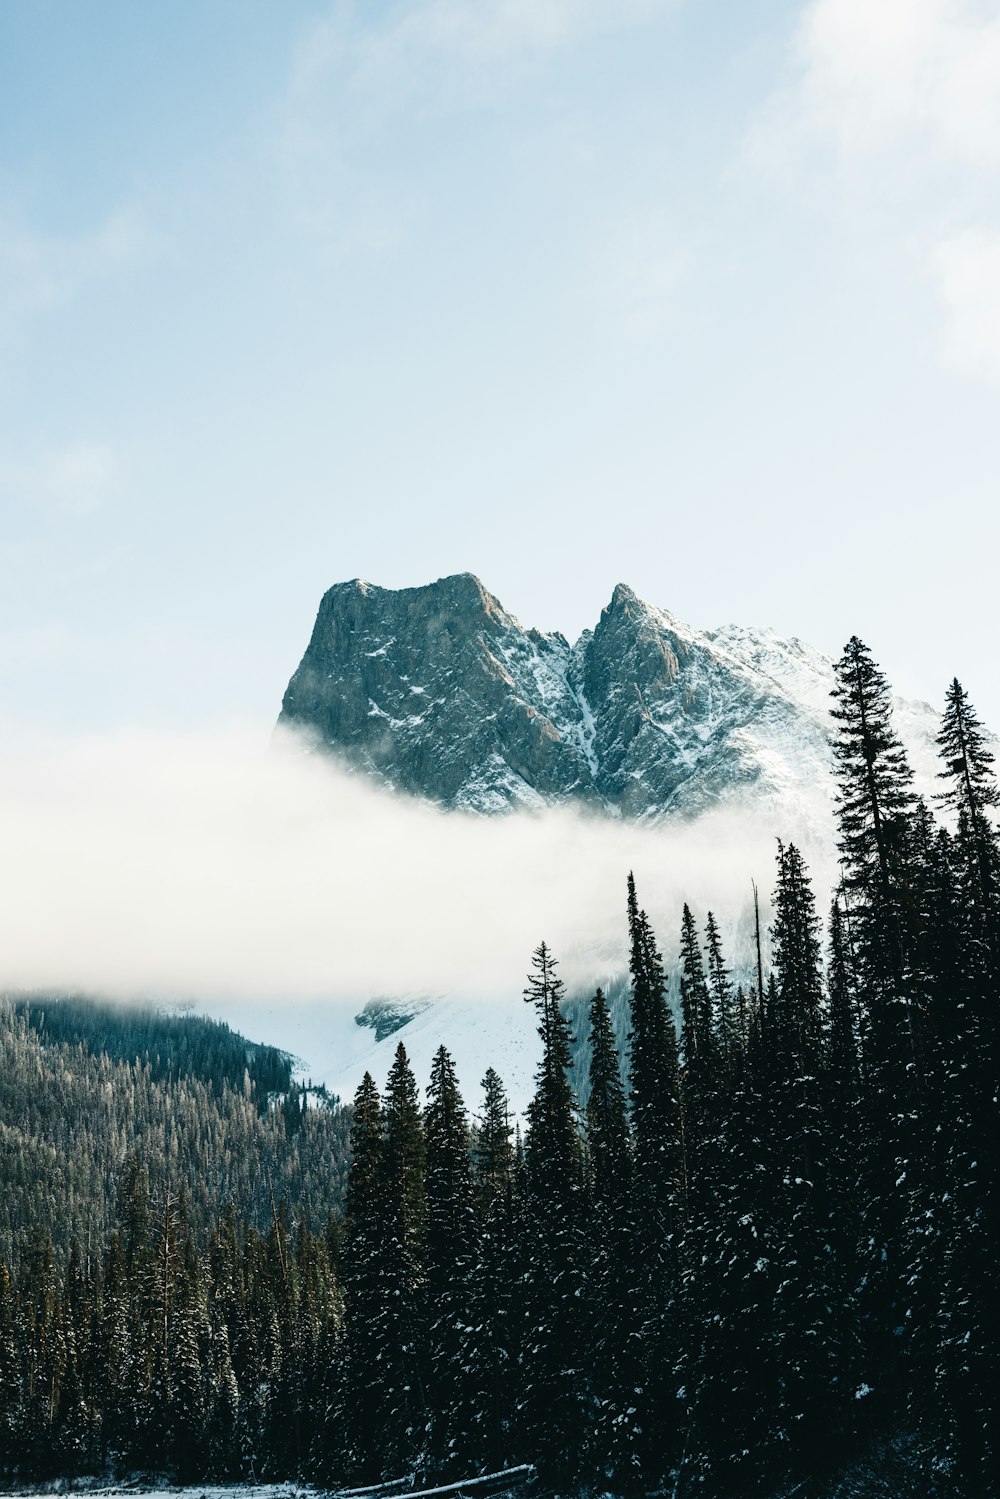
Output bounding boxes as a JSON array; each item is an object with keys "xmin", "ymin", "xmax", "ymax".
[
  {"xmin": 15, "ymin": 995, "xmax": 293, "ymax": 1098},
  {"xmin": 1, "ymin": 642, "xmax": 996, "ymax": 1495}
]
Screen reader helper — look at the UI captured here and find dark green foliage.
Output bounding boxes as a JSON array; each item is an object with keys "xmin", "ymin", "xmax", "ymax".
[
  {"xmin": 936, "ymin": 680, "xmax": 1000, "ymax": 1055},
  {"xmin": 523, "ymin": 943, "xmax": 581, "ymax": 1195},
  {"xmin": 0, "ymin": 1170, "xmax": 341, "ymax": 1484},
  {"xmin": 384, "ymin": 1041, "xmax": 427, "ymax": 1250},
  {"xmin": 679, "ymin": 901, "xmax": 722, "ymax": 1209},
  {"xmin": 379, "ymin": 1043, "xmax": 428, "ymax": 1474},
  {"xmin": 704, "ymin": 909, "xmax": 739, "ymax": 1059},
  {"xmin": 458, "ymin": 1070, "xmax": 519, "ymax": 1473},
  {"xmin": 830, "ymin": 641, "xmax": 927, "ymax": 1405},
  {"xmin": 831, "ymin": 636, "xmax": 917, "ymax": 902},
  {"xmin": 936, "ymin": 677, "xmax": 1000, "ymax": 819},
  {"xmin": 627, "ymin": 876, "xmax": 684, "ymax": 1242},
  {"xmin": 767, "ymin": 842, "xmax": 845, "ymax": 1470},
  {"xmin": 584, "ymin": 987, "xmax": 637, "ymax": 1483},
  {"xmin": 519, "ymin": 943, "xmax": 586, "ymax": 1483},
  {"xmin": 679, "ymin": 902, "xmax": 713, "ymax": 1065},
  {"xmin": 473, "ymin": 1066, "xmax": 514, "ymax": 1200},
  {"xmin": 334, "ymin": 1072, "xmax": 387, "ymax": 1481},
  {"xmin": 625, "ymin": 876, "xmax": 684, "ymax": 1482},
  {"xmin": 824, "ymin": 893, "xmax": 864, "ymax": 1401},
  {"xmin": 423, "ymin": 1047, "xmax": 476, "ymax": 1471},
  {"xmin": 586, "ymin": 987, "xmax": 631, "ymax": 1216},
  {"xmin": 677, "ymin": 1010, "xmax": 778, "ymax": 1497}
]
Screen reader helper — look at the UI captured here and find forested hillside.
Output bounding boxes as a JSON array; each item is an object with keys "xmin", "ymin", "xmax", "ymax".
[
  {"xmin": 0, "ymin": 644, "xmax": 996, "ymax": 1495},
  {"xmin": 0, "ymin": 998, "xmax": 350, "ymax": 1265}
]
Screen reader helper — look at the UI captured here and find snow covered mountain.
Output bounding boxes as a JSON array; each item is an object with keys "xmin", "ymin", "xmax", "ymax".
[
  {"xmin": 277, "ymin": 572, "xmax": 942, "ymax": 837},
  {"xmin": 250, "ymin": 571, "xmax": 965, "ymax": 1110}
]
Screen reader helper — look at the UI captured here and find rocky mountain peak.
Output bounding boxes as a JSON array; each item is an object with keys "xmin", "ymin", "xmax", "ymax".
[
  {"xmin": 607, "ymin": 580, "xmax": 642, "ymax": 613},
  {"xmin": 419, "ymin": 570, "xmax": 510, "ymax": 620},
  {"xmin": 277, "ymin": 573, "xmax": 942, "ymax": 832}
]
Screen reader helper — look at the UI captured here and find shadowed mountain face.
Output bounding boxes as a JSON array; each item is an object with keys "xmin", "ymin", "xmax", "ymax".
[{"xmin": 277, "ymin": 572, "xmax": 937, "ymax": 827}]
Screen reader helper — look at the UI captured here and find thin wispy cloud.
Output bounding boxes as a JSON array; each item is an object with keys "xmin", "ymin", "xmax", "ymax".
[
  {"xmin": 747, "ymin": 0, "xmax": 1000, "ymax": 383},
  {"xmin": 753, "ymin": 0, "xmax": 1000, "ymax": 167},
  {"xmin": 806, "ymin": 0, "xmax": 1000, "ymax": 164}
]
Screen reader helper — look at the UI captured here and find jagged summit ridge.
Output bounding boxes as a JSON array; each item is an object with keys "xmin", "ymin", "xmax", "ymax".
[{"xmin": 277, "ymin": 572, "xmax": 939, "ymax": 827}]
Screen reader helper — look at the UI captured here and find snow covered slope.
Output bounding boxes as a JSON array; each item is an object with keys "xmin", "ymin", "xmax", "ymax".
[{"xmin": 212, "ymin": 991, "xmax": 544, "ymax": 1117}]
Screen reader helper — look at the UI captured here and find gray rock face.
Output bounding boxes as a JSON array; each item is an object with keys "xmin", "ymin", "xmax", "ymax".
[
  {"xmin": 279, "ymin": 573, "xmax": 597, "ymax": 810},
  {"xmin": 277, "ymin": 572, "xmax": 940, "ymax": 827},
  {"xmin": 354, "ymin": 997, "xmax": 432, "ymax": 1041}
]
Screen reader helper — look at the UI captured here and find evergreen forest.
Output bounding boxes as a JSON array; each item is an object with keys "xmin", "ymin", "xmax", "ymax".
[{"xmin": 0, "ymin": 643, "xmax": 996, "ymax": 1496}]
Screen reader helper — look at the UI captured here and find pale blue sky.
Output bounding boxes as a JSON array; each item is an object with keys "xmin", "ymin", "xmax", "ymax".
[{"xmin": 3, "ymin": 0, "xmax": 1000, "ymax": 738}]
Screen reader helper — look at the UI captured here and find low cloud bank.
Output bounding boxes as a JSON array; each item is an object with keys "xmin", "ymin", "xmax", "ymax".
[{"xmin": 0, "ymin": 727, "xmax": 836, "ymax": 1004}]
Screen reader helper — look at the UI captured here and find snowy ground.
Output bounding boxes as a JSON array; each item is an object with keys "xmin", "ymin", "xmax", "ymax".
[
  {"xmin": 0, "ymin": 1470, "xmax": 537, "ymax": 1499},
  {"xmin": 0, "ymin": 1488, "xmax": 316, "ymax": 1499},
  {"xmin": 201, "ymin": 988, "xmax": 544, "ymax": 1116}
]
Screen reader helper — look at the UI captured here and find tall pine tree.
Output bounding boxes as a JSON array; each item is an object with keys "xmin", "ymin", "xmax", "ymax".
[
  {"xmin": 519, "ymin": 942, "xmax": 586, "ymax": 1483},
  {"xmin": 626, "ymin": 876, "xmax": 684, "ymax": 1482},
  {"xmin": 423, "ymin": 1046, "xmax": 476, "ymax": 1475},
  {"xmin": 584, "ymin": 987, "xmax": 637, "ymax": 1483},
  {"xmin": 831, "ymin": 636, "xmax": 923, "ymax": 1411}
]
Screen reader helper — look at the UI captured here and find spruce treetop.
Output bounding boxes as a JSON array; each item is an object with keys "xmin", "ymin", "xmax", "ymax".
[
  {"xmin": 679, "ymin": 903, "xmax": 713, "ymax": 1063},
  {"xmin": 936, "ymin": 677, "xmax": 999, "ymax": 817},
  {"xmin": 830, "ymin": 636, "xmax": 915, "ymax": 892},
  {"xmin": 346, "ymin": 1073, "xmax": 384, "ymax": 1225},
  {"xmin": 475, "ymin": 1067, "xmax": 513, "ymax": 1189},
  {"xmin": 523, "ymin": 941, "xmax": 581, "ymax": 1194}
]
